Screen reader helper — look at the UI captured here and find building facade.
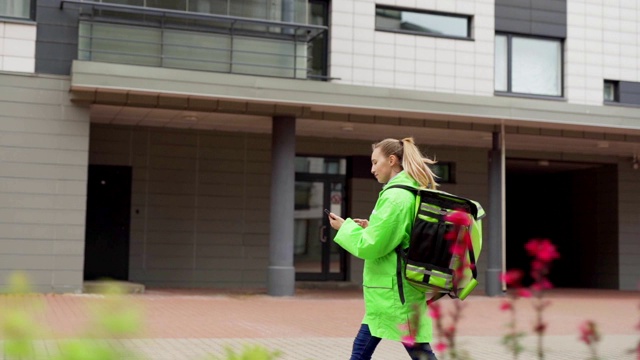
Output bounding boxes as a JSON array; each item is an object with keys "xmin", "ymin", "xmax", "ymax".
[{"xmin": 1, "ymin": 0, "xmax": 639, "ymax": 294}]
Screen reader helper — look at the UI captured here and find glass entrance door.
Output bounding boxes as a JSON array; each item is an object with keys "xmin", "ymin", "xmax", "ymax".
[{"xmin": 294, "ymin": 157, "xmax": 347, "ymax": 281}]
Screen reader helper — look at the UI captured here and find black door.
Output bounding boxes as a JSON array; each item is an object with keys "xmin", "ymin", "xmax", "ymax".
[{"xmin": 84, "ymin": 165, "xmax": 132, "ymax": 281}]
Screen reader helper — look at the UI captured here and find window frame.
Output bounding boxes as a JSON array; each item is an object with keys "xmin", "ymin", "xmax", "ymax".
[
  {"xmin": 495, "ymin": 33, "xmax": 565, "ymax": 99},
  {"xmin": 603, "ymin": 80, "xmax": 619, "ymax": 103},
  {"xmin": 432, "ymin": 162, "xmax": 455, "ymax": 184},
  {"xmin": 0, "ymin": 0, "xmax": 36, "ymax": 21},
  {"xmin": 374, "ymin": 5, "xmax": 473, "ymax": 41}
]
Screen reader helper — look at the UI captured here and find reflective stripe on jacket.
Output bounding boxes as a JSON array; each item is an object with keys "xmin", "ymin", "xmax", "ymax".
[{"xmin": 334, "ymin": 171, "xmax": 433, "ymax": 342}]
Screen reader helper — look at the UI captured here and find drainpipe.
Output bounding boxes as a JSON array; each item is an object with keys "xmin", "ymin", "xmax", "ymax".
[
  {"xmin": 282, "ymin": 0, "xmax": 294, "ymax": 23},
  {"xmin": 267, "ymin": 116, "xmax": 296, "ymax": 296},
  {"xmin": 486, "ymin": 130, "xmax": 504, "ymax": 296}
]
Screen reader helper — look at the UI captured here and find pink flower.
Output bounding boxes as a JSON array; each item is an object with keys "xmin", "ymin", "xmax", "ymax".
[
  {"xmin": 434, "ymin": 342, "xmax": 447, "ymax": 353},
  {"xmin": 463, "ymin": 232, "xmax": 472, "ymax": 247},
  {"xmin": 534, "ymin": 322, "xmax": 547, "ymax": 334},
  {"xmin": 517, "ymin": 288, "xmax": 532, "ymax": 298},
  {"xmin": 450, "ymin": 243, "xmax": 466, "ymax": 256},
  {"xmin": 499, "ymin": 300, "xmax": 512, "ymax": 311},
  {"xmin": 501, "ymin": 269, "xmax": 523, "ymax": 286},
  {"xmin": 525, "ymin": 239, "xmax": 559, "ymax": 262},
  {"xmin": 579, "ymin": 321, "xmax": 599, "ymax": 345},
  {"xmin": 445, "ymin": 211, "xmax": 471, "ymax": 227},
  {"xmin": 429, "ymin": 303, "xmax": 441, "ymax": 320},
  {"xmin": 401, "ymin": 335, "xmax": 415, "ymax": 347},
  {"xmin": 531, "ymin": 278, "xmax": 554, "ymax": 292}
]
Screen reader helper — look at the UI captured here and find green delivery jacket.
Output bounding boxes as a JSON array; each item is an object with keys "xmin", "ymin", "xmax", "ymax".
[{"xmin": 334, "ymin": 171, "xmax": 432, "ymax": 342}]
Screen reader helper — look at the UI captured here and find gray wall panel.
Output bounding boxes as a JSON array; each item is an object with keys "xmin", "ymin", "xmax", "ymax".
[
  {"xmin": 35, "ymin": 0, "xmax": 80, "ymax": 75},
  {"xmin": 619, "ymin": 81, "xmax": 640, "ymax": 95},
  {"xmin": 496, "ymin": 0, "xmax": 566, "ymax": 38},
  {"xmin": 495, "ymin": 18, "xmax": 529, "ymax": 34}
]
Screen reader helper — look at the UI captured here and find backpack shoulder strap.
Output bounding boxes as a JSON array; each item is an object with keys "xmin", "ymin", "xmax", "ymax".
[
  {"xmin": 384, "ymin": 184, "xmax": 419, "ymax": 195},
  {"xmin": 385, "ymin": 184, "xmax": 419, "ymax": 306}
]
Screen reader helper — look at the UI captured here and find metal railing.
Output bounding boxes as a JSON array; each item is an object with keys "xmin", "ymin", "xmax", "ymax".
[{"xmin": 61, "ymin": 0, "xmax": 330, "ymax": 80}]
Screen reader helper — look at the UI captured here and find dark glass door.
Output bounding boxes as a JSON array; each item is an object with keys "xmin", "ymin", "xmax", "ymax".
[{"xmin": 294, "ymin": 157, "xmax": 347, "ymax": 280}]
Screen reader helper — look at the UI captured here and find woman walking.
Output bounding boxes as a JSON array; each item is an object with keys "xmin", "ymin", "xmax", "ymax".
[{"xmin": 327, "ymin": 137, "xmax": 439, "ymax": 360}]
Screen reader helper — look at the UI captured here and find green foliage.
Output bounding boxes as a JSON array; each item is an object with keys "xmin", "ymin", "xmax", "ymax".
[
  {"xmin": 52, "ymin": 339, "xmax": 139, "ymax": 360},
  {"xmin": 206, "ymin": 345, "xmax": 282, "ymax": 360},
  {"xmin": 1, "ymin": 273, "xmax": 287, "ymax": 360},
  {"xmin": 1, "ymin": 273, "xmax": 42, "ymax": 359},
  {"xmin": 501, "ymin": 331, "xmax": 526, "ymax": 358}
]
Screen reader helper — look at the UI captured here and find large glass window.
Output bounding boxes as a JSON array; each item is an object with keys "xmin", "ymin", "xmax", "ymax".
[
  {"xmin": 97, "ymin": 0, "xmax": 307, "ymax": 23},
  {"xmin": 495, "ymin": 34, "xmax": 563, "ymax": 97},
  {"xmin": 0, "ymin": 0, "xmax": 32, "ymax": 19},
  {"xmin": 375, "ymin": 6, "xmax": 471, "ymax": 39}
]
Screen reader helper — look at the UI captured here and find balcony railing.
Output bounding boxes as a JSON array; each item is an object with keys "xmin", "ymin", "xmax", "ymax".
[{"xmin": 60, "ymin": 0, "xmax": 328, "ymax": 80}]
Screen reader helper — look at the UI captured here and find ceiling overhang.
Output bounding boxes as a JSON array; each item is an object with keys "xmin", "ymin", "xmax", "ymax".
[{"xmin": 69, "ymin": 61, "xmax": 640, "ymax": 158}]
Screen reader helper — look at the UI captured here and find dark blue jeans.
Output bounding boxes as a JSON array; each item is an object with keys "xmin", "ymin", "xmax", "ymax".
[{"xmin": 349, "ymin": 324, "xmax": 438, "ymax": 360}]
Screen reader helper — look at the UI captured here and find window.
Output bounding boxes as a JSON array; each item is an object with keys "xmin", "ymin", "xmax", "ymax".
[
  {"xmin": 0, "ymin": 0, "xmax": 33, "ymax": 19},
  {"xmin": 604, "ymin": 80, "xmax": 619, "ymax": 102},
  {"xmin": 495, "ymin": 34, "xmax": 563, "ymax": 97},
  {"xmin": 432, "ymin": 163, "xmax": 454, "ymax": 184},
  {"xmin": 603, "ymin": 80, "xmax": 640, "ymax": 106},
  {"xmin": 375, "ymin": 6, "xmax": 471, "ymax": 39},
  {"xmin": 97, "ymin": 0, "xmax": 308, "ymax": 23}
]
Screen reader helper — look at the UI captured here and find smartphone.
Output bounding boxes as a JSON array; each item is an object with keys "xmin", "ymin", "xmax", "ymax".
[{"xmin": 324, "ymin": 209, "xmax": 331, "ymax": 216}]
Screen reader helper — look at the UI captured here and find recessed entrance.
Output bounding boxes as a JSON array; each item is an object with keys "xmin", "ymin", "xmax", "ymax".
[{"xmin": 505, "ymin": 159, "xmax": 619, "ymax": 289}]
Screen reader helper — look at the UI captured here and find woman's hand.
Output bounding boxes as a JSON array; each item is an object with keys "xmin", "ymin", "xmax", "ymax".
[
  {"xmin": 353, "ymin": 218, "xmax": 369, "ymax": 228},
  {"xmin": 327, "ymin": 212, "xmax": 345, "ymax": 230}
]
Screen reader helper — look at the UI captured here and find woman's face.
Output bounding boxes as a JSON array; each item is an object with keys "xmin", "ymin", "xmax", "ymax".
[{"xmin": 371, "ymin": 147, "xmax": 394, "ymax": 184}]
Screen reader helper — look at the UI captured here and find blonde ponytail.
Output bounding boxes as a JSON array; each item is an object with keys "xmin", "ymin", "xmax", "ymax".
[
  {"xmin": 372, "ymin": 137, "xmax": 439, "ymax": 189},
  {"xmin": 400, "ymin": 137, "xmax": 438, "ymax": 189}
]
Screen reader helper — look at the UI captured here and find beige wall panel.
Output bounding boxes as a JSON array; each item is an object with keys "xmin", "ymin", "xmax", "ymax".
[
  {"xmin": 54, "ymin": 255, "xmax": 84, "ymax": 270},
  {"xmin": 0, "ymin": 240, "xmax": 54, "ymax": 255},
  {"xmin": 0, "ymin": 133, "xmax": 88, "ymax": 151},
  {"xmin": 54, "ymin": 240, "xmax": 85, "ymax": 256},
  {"xmin": 0, "ymin": 74, "xmax": 89, "ymax": 293}
]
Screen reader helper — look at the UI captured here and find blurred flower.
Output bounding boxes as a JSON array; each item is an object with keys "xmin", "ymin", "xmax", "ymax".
[
  {"xmin": 517, "ymin": 288, "xmax": 532, "ymax": 298},
  {"xmin": 434, "ymin": 342, "xmax": 447, "ymax": 353},
  {"xmin": 429, "ymin": 303, "xmax": 442, "ymax": 320},
  {"xmin": 445, "ymin": 211, "xmax": 471, "ymax": 227},
  {"xmin": 579, "ymin": 321, "xmax": 600, "ymax": 345},
  {"xmin": 500, "ymin": 269, "xmax": 523, "ymax": 286},
  {"xmin": 525, "ymin": 238, "xmax": 559, "ymax": 262},
  {"xmin": 401, "ymin": 335, "xmax": 415, "ymax": 347},
  {"xmin": 500, "ymin": 300, "xmax": 512, "ymax": 312}
]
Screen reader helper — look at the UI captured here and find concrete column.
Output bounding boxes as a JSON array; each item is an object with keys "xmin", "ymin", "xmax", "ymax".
[
  {"xmin": 268, "ymin": 116, "xmax": 296, "ymax": 296},
  {"xmin": 486, "ymin": 131, "xmax": 504, "ymax": 296}
]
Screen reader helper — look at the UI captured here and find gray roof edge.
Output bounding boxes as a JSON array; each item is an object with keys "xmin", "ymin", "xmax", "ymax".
[{"xmin": 70, "ymin": 61, "xmax": 640, "ymax": 132}]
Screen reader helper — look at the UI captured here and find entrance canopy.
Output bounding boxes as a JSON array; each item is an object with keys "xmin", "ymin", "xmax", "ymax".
[{"xmin": 70, "ymin": 60, "xmax": 640, "ymax": 158}]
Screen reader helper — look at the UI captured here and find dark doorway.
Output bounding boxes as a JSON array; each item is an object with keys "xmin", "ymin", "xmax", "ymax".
[
  {"xmin": 84, "ymin": 165, "xmax": 132, "ymax": 281},
  {"xmin": 506, "ymin": 159, "xmax": 618, "ymax": 289}
]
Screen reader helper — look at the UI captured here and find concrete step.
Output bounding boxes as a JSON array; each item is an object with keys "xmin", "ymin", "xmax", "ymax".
[{"xmin": 83, "ymin": 280, "xmax": 145, "ymax": 294}]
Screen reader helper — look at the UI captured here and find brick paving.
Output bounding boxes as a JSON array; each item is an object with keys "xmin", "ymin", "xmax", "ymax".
[{"xmin": 1, "ymin": 287, "xmax": 639, "ymax": 359}]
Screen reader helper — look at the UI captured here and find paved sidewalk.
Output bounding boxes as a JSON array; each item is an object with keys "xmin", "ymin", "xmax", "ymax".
[{"xmin": 1, "ymin": 287, "xmax": 639, "ymax": 359}]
